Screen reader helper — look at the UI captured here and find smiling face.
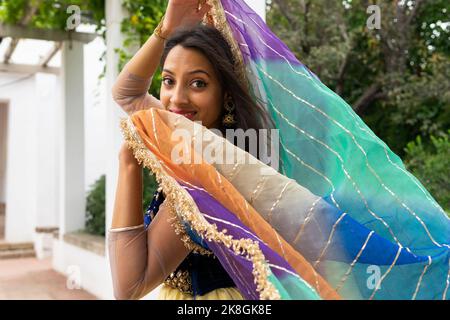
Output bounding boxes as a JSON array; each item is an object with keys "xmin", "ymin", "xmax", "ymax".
[{"xmin": 160, "ymin": 45, "xmax": 224, "ymax": 129}]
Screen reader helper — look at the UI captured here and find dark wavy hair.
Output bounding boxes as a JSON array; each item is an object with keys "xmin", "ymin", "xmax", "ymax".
[{"xmin": 160, "ymin": 24, "xmax": 272, "ymax": 136}]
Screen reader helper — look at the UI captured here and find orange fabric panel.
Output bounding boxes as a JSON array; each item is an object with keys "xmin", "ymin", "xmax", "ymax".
[{"xmin": 131, "ymin": 109, "xmax": 340, "ymax": 300}]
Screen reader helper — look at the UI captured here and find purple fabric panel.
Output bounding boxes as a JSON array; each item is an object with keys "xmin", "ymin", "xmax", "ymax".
[
  {"xmin": 206, "ymin": 241, "xmax": 259, "ymax": 300},
  {"xmin": 220, "ymin": 0, "xmax": 301, "ymax": 65},
  {"xmin": 184, "ymin": 185, "xmax": 301, "ymax": 299}
]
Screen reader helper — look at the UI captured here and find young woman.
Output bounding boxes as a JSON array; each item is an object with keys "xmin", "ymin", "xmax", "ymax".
[
  {"xmin": 108, "ymin": 0, "xmax": 271, "ymax": 300},
  {"xmin": 108, "ymin": 0, "xmax": 450, "ymax": 301}
]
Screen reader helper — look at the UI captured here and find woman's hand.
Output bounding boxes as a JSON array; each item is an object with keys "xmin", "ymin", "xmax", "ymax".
[{"xmin": 161, "ymin": 0, "xmax": 212, "ymax": 37}]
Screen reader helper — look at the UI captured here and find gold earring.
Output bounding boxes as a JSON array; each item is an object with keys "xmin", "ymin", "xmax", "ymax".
[{"xmin": 222, "ymin": 94, "xmax": 236, "ymax": 127}]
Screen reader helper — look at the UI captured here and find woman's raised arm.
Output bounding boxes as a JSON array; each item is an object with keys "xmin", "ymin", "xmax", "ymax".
[{"xmin": 111, "ymin": 33, "xmax": 165, "ymax": 115}]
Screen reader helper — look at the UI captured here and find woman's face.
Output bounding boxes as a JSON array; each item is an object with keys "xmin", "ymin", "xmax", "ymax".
[{"xmin": 160, "ymin": 45, "xmax": 224, "ymax": 129}]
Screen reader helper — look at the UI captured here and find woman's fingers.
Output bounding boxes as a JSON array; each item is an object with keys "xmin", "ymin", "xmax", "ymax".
[
  {"xmin": 164, "ymin": 0, "xmax": 213, "ymax": 35},
  {"xmin": 198, "ymin": 3, "xmax": 212, "ymax": 17},
  {"xmin": 196, "ymin": 0, "xmax": 207, "ymax": 11}
]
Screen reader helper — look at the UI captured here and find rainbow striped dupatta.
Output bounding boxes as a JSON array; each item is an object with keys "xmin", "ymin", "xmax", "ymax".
[{"xmin": 121, "ymin": 0, "xmax": 450, "ymax": 300}]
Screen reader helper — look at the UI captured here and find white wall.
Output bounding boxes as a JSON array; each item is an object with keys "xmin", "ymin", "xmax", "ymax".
[
  {"xmin": 35, "ymin": 73, "xmax": 60, "ymax": 228},
  {"xmin": 0, "ymin": 72, "xmax": 62, "ymax": 241},
  {"xmin": 84, "ymin": 37, "xmax": 107, "ymax": 191},
  {"xmin": 52, "ymin": 237, "xmax": 162, "ymax": 300},
  {"xmin": 52, "ymin": 239, "xmax": 114, "ymax": 299},
  {"xmin": 0, "ymin": 36, "xmax": 107, "ymax": 242},
  {"xmin": 0, "ymin": 73, "xmax": 40, "ymax": 242},
  {"xmin": 0, "ymin": 101, "xmax": 8, "ymax": 203}
]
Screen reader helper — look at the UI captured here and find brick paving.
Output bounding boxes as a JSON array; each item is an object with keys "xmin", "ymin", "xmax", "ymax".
[
  {"xmin": 0, "ymin": 203, "xmax": 4, "ymax": 240},
  {"xmin": 0, "ymin": 257, "xmax": 97, "ymax": 300}
]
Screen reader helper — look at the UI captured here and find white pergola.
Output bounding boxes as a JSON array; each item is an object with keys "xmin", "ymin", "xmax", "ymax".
[
  {"xmin": 0, "ymin": 0, "xmax": 128, "ymax": 298},
  {"xmin": 0, "ymin": 24, "xmax": 97, "ymax": 74},
  {"xmin": 0, "ymin": 15, "xmax": 98, "ymax": 242}
]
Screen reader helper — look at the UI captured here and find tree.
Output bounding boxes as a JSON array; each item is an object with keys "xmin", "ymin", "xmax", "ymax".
[
  {"xmin": 404, "ymin": 130, "xmax": 450, "ymax": 214},
  {"xmin": 267, "ymin": 0, "xmax": 450, "ymax": 156}
]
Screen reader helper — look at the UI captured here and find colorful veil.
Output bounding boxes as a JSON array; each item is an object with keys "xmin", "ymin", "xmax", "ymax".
[{"xmin": 121, "ymin": 0, "xmax": 450, "ymax": 300}]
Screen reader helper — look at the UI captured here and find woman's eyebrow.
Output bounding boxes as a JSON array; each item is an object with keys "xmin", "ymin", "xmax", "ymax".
[
  {"xmin": 163, "ymin": 68, "xmax": 210, "ymax": 77},
  {"xmin": 187, "ymin": 69, "xmax": 210, "ymax": 77},
  {"xmin": 162, "ymin": 68, "xmax": 174, "ymax": 74}
]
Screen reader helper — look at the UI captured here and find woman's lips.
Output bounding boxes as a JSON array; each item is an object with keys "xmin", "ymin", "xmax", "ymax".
[{"xmin": 169, "ymin": 109, "xmax": 197, "ymax": 120}]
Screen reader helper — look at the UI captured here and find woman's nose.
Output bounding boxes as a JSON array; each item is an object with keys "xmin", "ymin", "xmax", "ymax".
[{"xmin": 170, "ymin": 84, "xmax": 189, "ymax": 106}]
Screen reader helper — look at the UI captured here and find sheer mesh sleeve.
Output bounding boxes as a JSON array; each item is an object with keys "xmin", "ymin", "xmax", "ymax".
[
  {"xmin": 111, "ymin": 68, "xmax": 163, "ymax": 115},
  {"xmin": 108, "ymin": 200, "xmax": 191, "ymax": 300}
]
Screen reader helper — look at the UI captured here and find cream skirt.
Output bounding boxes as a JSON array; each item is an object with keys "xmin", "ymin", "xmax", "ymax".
[{"xmin": 157, "ymin": 284, "xmax": 244, "ymax": 300}]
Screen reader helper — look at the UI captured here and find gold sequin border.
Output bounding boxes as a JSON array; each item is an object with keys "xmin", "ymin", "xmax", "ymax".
[
  {"xmin": 164, "ymin": 269, "xmax": 193, "ymax": 295},
  {"xmin": 204, "ymin": 0, "xmax": 250, "ymax": 93},
  {"xmin": 120, "ymin": 116, "xmax": 281, "ymax": 300}
]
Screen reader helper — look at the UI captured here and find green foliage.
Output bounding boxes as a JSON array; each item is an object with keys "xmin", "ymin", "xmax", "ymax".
[
  {"xmin": 0, "ymin": 0, "xmax": 24, "ymax": 23},
  {"xmin": 267, "ymin": 0, "xmax": 450, "ymax": 158},
  {"xmin": 117, "ymin": 0, "xmax": 168, "ymax": 97},
  {"xmin": 121, "ymin": 0, "xmax": 167, "ymax": 46},
  {"xmin": 388, "ymin": 57, "xmax": 450, "ymax": 139},
  {"xmin": 0, "ymin": 0, "xmax": 106, "ymax": 78},
  {"xmin": 85, "ymin": 175, "xmax": 106, "ymax": 236},
  {"xmin": 0, "ymin": 0, "xmax": 105, "ymax": 32},
  {"xmin": 142, "ymin": 167, "xmax": 159, "ymax": 208},
  {"xmin": 84, "ymin": 168, "xmax": 158, "ymax": 237},
  {"xmin": 404, "ymin": 130, "xmax": 450, "ymax": 214},
  {"xmin": 0, "ymin": 0, "xmax": 107, "ymax": 78}
]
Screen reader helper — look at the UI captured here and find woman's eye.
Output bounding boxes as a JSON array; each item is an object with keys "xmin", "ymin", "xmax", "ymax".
[
  {"xmin": 162, "ymin": 77, "xmax": 173, "ymax": 86},
  {"xmin": 192, "ymin": 80, "xmax": 207, "ymax": 88}
]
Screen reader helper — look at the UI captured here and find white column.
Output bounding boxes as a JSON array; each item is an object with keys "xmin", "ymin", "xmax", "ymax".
[
  {"xmin": 3, "ymin": 76, "xmax": 37, "ymax": 243},
  {"xmin": 0, "ymin": 101, "xmax": 8, "ymax": 203},
  {"xmin": 35, "ymin": 74, "xmax": 59, "ymax": 228},
  {"xmin": 105, "ymin": 0, "xmax": 128, "ymax": 234},
  {"xmin": 245, "ymin": 0, "xmax": 266, "ymax": 21},
  {"xmin": 34, "ymin": 74, "xmax": 60, "ymax": 259},
  {"xmin": 58, "ymin": 41, "xmax": 85, "ymax": 236}
]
